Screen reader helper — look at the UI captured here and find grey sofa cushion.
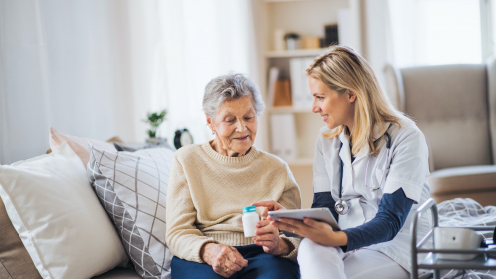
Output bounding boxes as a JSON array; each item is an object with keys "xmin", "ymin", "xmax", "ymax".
[
  {"xmin": 401, "ymin": 64, "xmax": 491, "ymax": 170},
  {"xmin": 87, "ymin": 145, "xmax": 174, "ymax": 279}
]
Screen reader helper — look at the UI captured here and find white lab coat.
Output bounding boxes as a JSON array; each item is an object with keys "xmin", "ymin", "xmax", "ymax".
[{"xmin": 312, "ymin": 118, "xmax": 431, "ymax": 273}]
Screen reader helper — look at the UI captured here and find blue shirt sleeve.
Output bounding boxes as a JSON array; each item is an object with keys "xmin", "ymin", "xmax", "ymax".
[
  {"xmin": 311, "ymin": 188, "xmax": 413, "ymax": 252},
  {"xmin": 311, "ymin": 191, "xmax": 340, "ymax": 223},
  {"xmin": 342, "ymin": 188, "xmax": 413, "ymax": 252}
]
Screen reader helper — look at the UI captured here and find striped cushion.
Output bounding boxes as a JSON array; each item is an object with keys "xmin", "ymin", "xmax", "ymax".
[{"xmin": 88, "ymin": 145, "xmax": 174, "ymax": 279}]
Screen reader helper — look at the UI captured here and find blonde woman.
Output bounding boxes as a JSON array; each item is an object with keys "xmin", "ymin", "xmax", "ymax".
[{"xmin": 255, "ymin": 46, "xmax": 431, "ymax": 278}]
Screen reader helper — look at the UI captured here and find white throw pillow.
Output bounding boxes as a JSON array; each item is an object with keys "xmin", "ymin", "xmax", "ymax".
[{"xmin": 0, "ymin": 143, "xmax": 129, "ymax": 279}]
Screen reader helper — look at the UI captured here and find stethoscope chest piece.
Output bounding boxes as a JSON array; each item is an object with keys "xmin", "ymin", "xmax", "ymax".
[{"xmin": 335, "ymin": 199, "xmax": 351, "ymax": 215}]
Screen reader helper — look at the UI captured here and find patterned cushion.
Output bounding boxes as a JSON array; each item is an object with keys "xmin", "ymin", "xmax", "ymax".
[{"xmin": 87, "ymin": 145, "xmax": 174, "ymax": 279}]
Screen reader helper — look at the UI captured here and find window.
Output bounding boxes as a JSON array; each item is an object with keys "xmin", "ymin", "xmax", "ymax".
[
  {"xmin": 416, "ymin": 0, "xmax": 482, "ymax": 65},
  {"xmin": 389, "ymin": 0, "xmax": 493, "ymax": 67}
]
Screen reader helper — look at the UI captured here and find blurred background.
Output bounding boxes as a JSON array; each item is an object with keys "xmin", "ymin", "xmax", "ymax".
[{"xmin": 1, "ymin": 0, "xmax": 494, "ymax": 207}]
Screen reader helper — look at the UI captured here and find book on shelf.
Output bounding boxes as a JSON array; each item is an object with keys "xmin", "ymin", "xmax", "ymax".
[
  {"xmin": 273, "ymin": 79, "xmax": 292, "ymax": 107},
  {"xmin": 267, "ymin": 67, "xmax": 279, "ymax": 108},
  {"xmin": 270, "ymin": 113, "xmax": 297, "ymax": 162},
  {"xmin": 290, "ymin": 57, "xmax": 314, "ymax": 110},
  {"xmin": 268, "ymin": 67, "xmax": 292, "ymax": 107}
]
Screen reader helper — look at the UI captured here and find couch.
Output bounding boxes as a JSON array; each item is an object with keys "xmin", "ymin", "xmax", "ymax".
[
  {"xmin": 0, "ymin": 127, "xmax": 173, "ymax": 279},
  {"xmin": 384, "ymin": 58, "xmax": 496, "ymax": 206}
]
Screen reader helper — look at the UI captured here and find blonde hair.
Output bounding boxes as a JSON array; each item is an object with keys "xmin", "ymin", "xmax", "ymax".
[{"xmin": 306, "ymin": 45, "xmax": 406, "ymax": 156}]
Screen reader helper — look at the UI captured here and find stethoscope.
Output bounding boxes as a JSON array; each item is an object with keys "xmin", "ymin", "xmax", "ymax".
[{"xmin": 334, "ymin": 129, "xmax": 392, "ymax": 215}]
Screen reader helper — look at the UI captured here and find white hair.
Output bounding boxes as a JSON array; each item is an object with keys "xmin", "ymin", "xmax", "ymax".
[{"xmin": 203, "ymin": 73, "xmax": 265, "ymax": 118}]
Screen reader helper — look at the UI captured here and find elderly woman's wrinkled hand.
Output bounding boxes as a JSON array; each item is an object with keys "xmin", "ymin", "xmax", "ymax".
[
  {"xmin": 252, "ymin": 219, "xmax": 290, "ymax": 256},
  {"xmin": 201, "ymin": 243, "xmax": 248, "ymax": 278}
]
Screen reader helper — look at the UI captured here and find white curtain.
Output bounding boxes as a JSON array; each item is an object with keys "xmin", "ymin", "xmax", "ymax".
[
  {"xmin": 1, "ymin": 0, "xmax": 54, "ymax": 165},
  {"xmin": 0, "ymin": 0, "xmax": 259, "ymax": 165}
]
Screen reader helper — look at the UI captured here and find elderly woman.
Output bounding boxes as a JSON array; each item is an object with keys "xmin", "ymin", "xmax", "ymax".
[{"xmin": 166, "ymin": 73, "xmax": 301, "ymax": 279}]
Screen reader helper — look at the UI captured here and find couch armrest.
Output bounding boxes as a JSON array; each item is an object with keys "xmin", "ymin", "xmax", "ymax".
[{"xmin": 428, "ymin": 165, "xmax": 496, "ymax": 206}]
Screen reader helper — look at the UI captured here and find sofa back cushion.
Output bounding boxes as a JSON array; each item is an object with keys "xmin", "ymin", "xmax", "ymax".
[
  {"xmin": 0, "ymin": 198, "xmax": 41, "ymax": 279},
  {"xmin": 88, "ymin": 145, "xmax": 174, "ymax": 279},
  {"xmin": 400, "ymin": 64, "xmax": 491, "ymax": 170}
]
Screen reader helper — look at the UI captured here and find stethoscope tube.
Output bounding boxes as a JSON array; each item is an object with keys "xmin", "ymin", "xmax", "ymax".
[{"xmin": 334, "ymin": 130, "xmax": 392, "ymax": 216}]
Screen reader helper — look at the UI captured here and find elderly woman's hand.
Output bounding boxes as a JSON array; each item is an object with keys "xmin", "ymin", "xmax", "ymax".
[
  {"xmin": 252, "ymin": 219, "xmax": 291, "ymax": 256},
  {"xmin": 252, "ymin": 200, "xmax": 286, "ymax": 220},
  {"xmin": 201, "ymin": 243, "xmax": 248, "ymax": 278}
]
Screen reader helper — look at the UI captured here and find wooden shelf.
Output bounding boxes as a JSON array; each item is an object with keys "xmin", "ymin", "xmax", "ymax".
[
  {"xmin": 265, "ymin": 48, "xmax": 326, "ymax": 58},
  {"xmin": 267, "ymin": 106, "xmax": 313, "ymax": 114}
]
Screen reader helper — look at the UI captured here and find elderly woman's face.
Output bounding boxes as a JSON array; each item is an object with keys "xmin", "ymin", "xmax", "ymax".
[{"xmin": 209, "ymin": 96, "xmax": 257, "ymax": 156}]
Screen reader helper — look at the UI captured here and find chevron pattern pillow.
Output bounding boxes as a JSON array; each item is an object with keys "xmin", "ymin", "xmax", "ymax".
[{"xmin": 87, "ymin": 144, "xmax": 174, "ymax": 279}]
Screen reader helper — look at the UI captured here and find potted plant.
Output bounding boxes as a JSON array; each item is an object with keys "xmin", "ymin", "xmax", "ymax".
[{"xmin": 143, "ymin": 110, "xmax": 167, "ymax": 143}]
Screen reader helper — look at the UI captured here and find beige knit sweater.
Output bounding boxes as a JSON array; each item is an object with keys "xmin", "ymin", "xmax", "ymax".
[{"xmin": 165, "ymin": 141, "xmax": 302, "ymax": 263}]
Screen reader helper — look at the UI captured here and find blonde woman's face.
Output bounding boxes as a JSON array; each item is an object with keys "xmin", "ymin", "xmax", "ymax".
[
  {"xmin": 208, "ymin": 96, "xmax": 258, "ymax": 156},
  {"xmin": 309, "ymin": 76, "xmax": 356, "ymax": 130}
]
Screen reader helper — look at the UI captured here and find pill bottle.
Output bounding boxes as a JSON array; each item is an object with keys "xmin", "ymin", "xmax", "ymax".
[{"xmin": 242, "ymin": 206, "xmax": 259, "ymax": 237}]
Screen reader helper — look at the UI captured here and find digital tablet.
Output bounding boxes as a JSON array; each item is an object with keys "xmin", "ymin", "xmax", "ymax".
[{"xmin": 268, "ymin": 208, "xmax": 340, "ymax": 231}]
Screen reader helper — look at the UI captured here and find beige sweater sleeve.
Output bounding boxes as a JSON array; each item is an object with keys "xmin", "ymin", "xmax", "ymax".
[
  {"xmin": 165, "ymin": 155, "xmax": 218, "ymax": 263},
  {"xmin": 277, "ymin": 163, "xmax": 302, "ymax": 262}
]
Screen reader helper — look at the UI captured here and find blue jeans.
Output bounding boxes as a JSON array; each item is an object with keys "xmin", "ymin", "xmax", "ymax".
[{"xmin": 171, "ymin": 244, "xmax": 300, "ymax": 279}]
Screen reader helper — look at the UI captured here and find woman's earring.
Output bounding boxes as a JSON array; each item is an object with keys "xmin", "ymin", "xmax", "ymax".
[{"xmin": 212, "ymin": 131, "xmax": 216, "ymax": 135}]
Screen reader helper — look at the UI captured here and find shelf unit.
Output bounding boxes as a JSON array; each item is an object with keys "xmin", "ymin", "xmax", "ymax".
[{"xmin": 259, "ymin": 0, "xmax": 349, "ymax": 208}]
